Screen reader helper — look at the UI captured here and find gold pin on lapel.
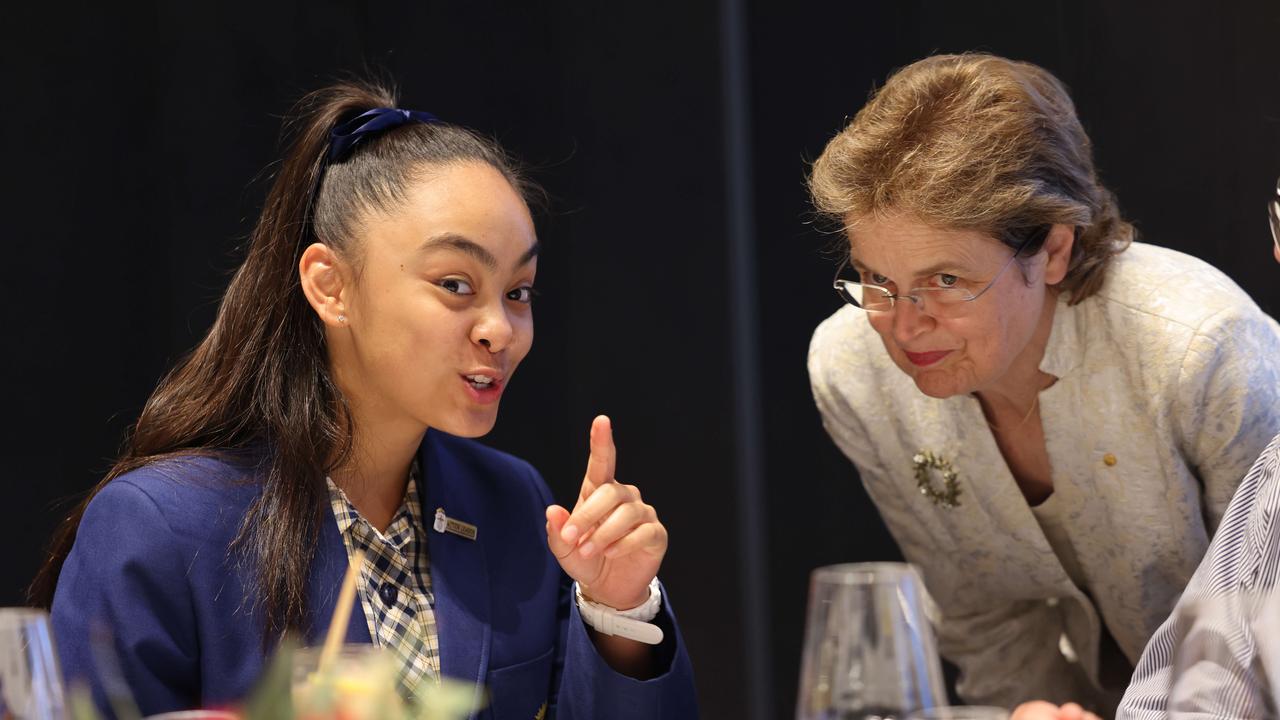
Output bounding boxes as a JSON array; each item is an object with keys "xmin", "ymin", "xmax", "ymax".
[{"xmin": 434, "ymin": 507, "xmax": 478, "ymax": 541}]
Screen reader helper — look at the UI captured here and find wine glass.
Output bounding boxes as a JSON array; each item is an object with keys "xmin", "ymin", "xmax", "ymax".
[
  {"xmin": 0, "ymin": 608, "xmax": 67, "ymax": 720},
  {"xmin": 796, "ymin": 563, "xmax": 946, "ymax": 720},
  {"xmin": 907, "ymin": 707, "xmax": 1009, "ymax": 720}
]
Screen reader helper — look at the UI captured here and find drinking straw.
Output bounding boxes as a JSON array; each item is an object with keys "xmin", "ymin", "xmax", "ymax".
[{"xmin": 318, "ymin": 549, "xmax": 364, "ymax": 673}]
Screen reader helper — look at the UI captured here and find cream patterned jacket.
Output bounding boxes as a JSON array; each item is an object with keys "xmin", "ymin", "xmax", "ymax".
[{"xmin": 808, "ymin": 243, "xmax": 1280, "ymax": 714}]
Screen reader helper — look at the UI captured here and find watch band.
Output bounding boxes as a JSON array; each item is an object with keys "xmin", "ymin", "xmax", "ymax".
[{"xmin": 574, "ymin": 578, "xmax": 664, "ymax": 645}]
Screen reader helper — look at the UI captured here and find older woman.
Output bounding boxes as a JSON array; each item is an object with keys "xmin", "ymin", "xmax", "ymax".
[
  {"xmin": 1013, "ymin": 181, "xmax": 1280, "ymax": 720},
  {"xmin": 807, "ymin": 53, "xmax": 1280, "ymax": 715}
]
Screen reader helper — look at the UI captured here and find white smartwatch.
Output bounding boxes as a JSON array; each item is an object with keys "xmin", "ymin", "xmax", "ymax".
[{"xmin": 574, "ymin": 578, "xmax": 664, "ymax": 645}]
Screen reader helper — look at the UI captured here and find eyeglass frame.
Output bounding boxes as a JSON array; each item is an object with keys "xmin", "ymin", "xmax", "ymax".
[
  {"xmin": 832, "ymin": 230, "xmax": 1042, "ymax": 314},
  {"xmin": 1269, "ymin": 177, "xmax": 1279, "ymax": 251}
]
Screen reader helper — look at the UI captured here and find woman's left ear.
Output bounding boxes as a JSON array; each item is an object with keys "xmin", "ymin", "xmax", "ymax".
[
  {"xmin": 1042, "ymin": 224, "xmax": 1075, "ymax": 286},
  {"xmin": 299, "ymin": 242, "xmax": 350, "ymax": 327}
]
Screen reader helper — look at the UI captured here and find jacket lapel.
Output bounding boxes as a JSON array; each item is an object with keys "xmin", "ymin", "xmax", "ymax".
[
  {"xmin": 305, "ymin": 509, "xmax": 374, "ymax": 646},
  {"xmin": 419, "ymin": 430, "xmax": 493, "ymax": 708}
]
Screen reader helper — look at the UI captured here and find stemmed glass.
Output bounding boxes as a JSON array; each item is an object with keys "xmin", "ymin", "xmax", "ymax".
[
  {"xmin": 0, "ymin": 609, "xmax": 66, "ymax": 720},
  {"xmin": 907, "ymin": 707, "xmax": 1009, "ymax": 720},
  {"xmin": 796, "ymin": 563, "xmax": 946, "ymax": 720}
]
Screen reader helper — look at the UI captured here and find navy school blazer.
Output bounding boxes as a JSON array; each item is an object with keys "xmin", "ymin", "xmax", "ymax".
[{"xmin": 51, "ymin": 430, "xmax": 698, "ymax": 719}]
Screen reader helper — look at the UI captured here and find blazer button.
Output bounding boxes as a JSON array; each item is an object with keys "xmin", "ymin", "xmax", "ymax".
[{"xmin": 379, "ymin": 583, "xmax": 399, "ymax": 606}]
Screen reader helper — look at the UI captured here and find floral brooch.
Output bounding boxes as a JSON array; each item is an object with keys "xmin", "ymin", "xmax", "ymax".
[{"xmin": 912, "ymin": 450, "xmax": 961, "ymax": 508}]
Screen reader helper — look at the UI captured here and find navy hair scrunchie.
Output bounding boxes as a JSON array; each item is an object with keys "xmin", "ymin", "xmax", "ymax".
[{"xmin": 328, "ymin": 107, "xmax": 439, "ymax": 163}]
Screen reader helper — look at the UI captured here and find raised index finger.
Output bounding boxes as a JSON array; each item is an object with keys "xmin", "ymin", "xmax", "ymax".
[{"xmin": 581, "ymin": 415, "xmax": 616, "ymax": 499}]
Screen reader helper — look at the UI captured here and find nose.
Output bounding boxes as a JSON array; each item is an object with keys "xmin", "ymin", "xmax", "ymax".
[
  {"xmin": 471, "ymin": 302, "xmax": 515, "ymax": 353},
  {"xmin": 890, "ymin": 296, "xmax": 934, "ymax": 345}
]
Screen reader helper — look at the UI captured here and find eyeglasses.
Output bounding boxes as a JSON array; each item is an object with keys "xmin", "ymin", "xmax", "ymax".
[
  {"xmin": 1270, "ymin": 177, "xmax": 1279, "ymax": 251},
  {"xmin": 833, "ymin": 231, "xmax": 1039, "ymax": 318}
]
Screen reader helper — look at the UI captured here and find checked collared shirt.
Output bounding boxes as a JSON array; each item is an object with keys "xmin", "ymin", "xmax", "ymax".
[{"xmin": 327, "ymin": 462, "xmax": 440, "ymax": 700}]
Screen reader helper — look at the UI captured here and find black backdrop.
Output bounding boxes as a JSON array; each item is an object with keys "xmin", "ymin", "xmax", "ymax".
[{"xmin": 5, "ymin": 2, "xmax": 1279, "ymax": 718}]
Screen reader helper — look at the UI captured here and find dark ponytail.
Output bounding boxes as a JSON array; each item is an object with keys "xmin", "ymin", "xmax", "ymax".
[{"xmin": 31, "ymin": 78, "xmax": 534, "ymax": 638}]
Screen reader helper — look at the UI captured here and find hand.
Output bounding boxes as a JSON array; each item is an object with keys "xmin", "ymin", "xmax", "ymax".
[
  {"xmin": 1010, "ymin": 702, "xmax": 1101, "ymax": 720},
  {"xmin": 545, "ymin": 415, "xmax": 668, "ymax": 610}
]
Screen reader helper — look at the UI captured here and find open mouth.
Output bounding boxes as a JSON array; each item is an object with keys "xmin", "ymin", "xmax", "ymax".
[
  {"xmin": 461, "ymin": 373, "xmax": 505, "ymax": 402},
  {"xmin": 465, "ymin": 373, "xmax": 496, "ymax": 390}
]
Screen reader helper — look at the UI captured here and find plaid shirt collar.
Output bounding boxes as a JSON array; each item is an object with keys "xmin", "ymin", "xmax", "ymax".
[
  {"xmin": 327, "ymin": 460, "xmax": 424, "ymax": 552},
  {"xmin": 324, "ymin": 459, "xmax": 440, "ymax": 698}
]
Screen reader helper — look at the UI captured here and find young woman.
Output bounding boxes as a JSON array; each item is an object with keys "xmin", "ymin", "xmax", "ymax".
[{"xmin": 35, "ymin": 80, "xmax": 697, "ymax": 719}]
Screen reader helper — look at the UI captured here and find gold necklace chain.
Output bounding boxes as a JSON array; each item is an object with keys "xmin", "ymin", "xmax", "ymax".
[{"xmin": 985, "ymin": 394, "xmax": 1040, "ymax": 432}]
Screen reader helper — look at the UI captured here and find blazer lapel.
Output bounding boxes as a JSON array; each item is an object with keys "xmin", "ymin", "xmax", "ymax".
[
  {"xmin": 420, "ymin": 430, "xmax": 493, "ymax": 709},
  {"xmin": 305, "ymin": 510, "xmax": 374, "ymax": 646}
]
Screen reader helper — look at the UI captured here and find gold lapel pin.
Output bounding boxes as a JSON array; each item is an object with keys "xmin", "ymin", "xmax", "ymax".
[{"xmin": 433, "ymin": 507, "xmax": 478, "ymax": 541}]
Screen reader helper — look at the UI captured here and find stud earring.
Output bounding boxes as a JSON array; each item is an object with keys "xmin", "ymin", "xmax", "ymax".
[{"xmin": 337, "ymin": 314, "xmax": 347, "ymax": 324}]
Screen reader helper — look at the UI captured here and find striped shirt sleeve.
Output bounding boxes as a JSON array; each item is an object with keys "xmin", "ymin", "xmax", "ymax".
[{"xmin": 1117, "ymin": 433, "xmax": 1280, "ymax": 719}]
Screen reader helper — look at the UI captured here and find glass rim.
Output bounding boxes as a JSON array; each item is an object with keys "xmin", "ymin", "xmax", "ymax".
[
  {"xmin": 1269, "ymin": 196, "xmax": 1279, "ymax": 247},
  {"xmin": 142, "ymin": 707, "xmax": 240, "ymax": 712},
  {"xmin": 1269, "ymin": 176, "xmax": 1278, "ymax": 245},
  {"xmin": 907, "ymin": 706, "xmax": 1011, "ymax": 720},
  {"xmin": 810, "ymin": 561, "xmax": 922, "ymax": 585}
]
